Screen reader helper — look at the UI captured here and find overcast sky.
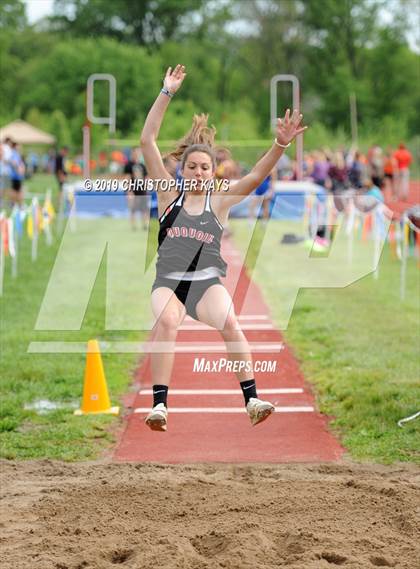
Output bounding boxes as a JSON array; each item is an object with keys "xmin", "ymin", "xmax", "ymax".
[{"xmin": 24, "ymin": 0, "xmax": 54, "ymax": 23}]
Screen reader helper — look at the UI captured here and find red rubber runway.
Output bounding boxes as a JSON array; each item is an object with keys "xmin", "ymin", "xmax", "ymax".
[
  {"xmin": 385, "ymin": 180, "xmax": 419, "ymax": 220},
  {"xmin": 114, "ymin": 234, "xmax": 345, "ymax": 463}
]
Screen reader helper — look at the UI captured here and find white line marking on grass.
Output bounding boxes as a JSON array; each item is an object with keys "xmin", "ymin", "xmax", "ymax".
[{"xmin": 28, "ymin": 342, "xmax": 90, "ymax": 353}]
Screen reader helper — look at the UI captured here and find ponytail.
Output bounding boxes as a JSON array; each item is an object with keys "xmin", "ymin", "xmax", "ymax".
[{"xmin": 169, "ymin": 114, "xmax": 216, "ymax": 163}]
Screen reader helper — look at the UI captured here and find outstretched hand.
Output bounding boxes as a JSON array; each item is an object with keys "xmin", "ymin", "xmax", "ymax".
[
  {"xmin": 163, "ymin": 64, "xmax": 186, "ymax": 95},
  {"xmin": 276, "ymin": 109, "xmax": 307, "ymax": 146}
]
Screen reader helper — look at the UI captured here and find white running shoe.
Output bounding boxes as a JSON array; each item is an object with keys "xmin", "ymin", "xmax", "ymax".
[
  {"xmin": 246, "ymin": 397, "xmax": 275, "ymax": 426},
  {"xmin": 145, "ymin": 403, "xmax": 168, "ymax": 432}
]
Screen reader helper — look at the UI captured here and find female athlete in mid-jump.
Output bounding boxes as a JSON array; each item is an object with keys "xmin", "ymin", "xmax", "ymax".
[{"xmin": 140, "ymin": 64, "xmax": 307, "ymax": 431}]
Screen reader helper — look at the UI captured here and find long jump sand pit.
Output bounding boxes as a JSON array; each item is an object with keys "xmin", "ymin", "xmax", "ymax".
[{"xmin": 1, "ymin": 460, "xmax": 418, "ymax": 569}]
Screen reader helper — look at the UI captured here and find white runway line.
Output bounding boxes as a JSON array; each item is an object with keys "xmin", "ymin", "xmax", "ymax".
[
  {"xmin": 135, "ymin": 406, "xmax": 314, "ymax": 414},
  {"xmin": 178, "ymin": 323, "xmax": 275, "ymax": 330},
  {"xmin": 239, "ymin": 315, "xmax": 270, "ymax": 320},
  {"xmin": 183, "ymin": 314, "xmax": 270, "ymax": 321},
  {"xmin": 28, "ymin": 340, "xmax": 284, "ymax": 353},
  {"xmin": 138, "ymin": 388, "xmax": 304, "ymax": 395},
  {"xmin": 171, "ymin": 343, "xmax": 284, "ymax": 353}
]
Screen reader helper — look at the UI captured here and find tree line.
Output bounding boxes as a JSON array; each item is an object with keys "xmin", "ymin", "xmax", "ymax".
[{"xmin": 1, "ymin": 0, "xmax": 419, "ymax": 150}]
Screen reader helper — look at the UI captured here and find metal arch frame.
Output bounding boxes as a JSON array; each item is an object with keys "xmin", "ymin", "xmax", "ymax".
[
  {"xmin": 86, "ymin": 74, "xmax": 116, "ymax": 133},
  {"xmin": 270, "ymin": 74, "xmax": 304, "ymax": 180},
  {"xmin": 84, "ymin": 74, "xmax": 117, "ymax": 179}
]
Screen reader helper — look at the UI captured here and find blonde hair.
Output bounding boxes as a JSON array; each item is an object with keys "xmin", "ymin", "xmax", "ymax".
[
  {"xmin": 169, "ymin": 114, "xmax": 217, "ymax": 163},
  {"xmin": 332, "ymin": 151, "xmax": 345, "ymax": 169}
]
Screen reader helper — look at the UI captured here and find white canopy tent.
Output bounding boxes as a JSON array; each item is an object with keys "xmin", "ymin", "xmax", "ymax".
[{"xmin": 0, "ymin": 120, "xmax": 56, "ymax": 145}]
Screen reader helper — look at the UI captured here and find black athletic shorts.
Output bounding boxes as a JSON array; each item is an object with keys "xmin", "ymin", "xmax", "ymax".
[
  {"xmin": 11, "ymin": 179, "xmax": 22, "ymax": 191},
  {"xmin": 372, "ymin": 176, "xmax": 383, "ymax": 188},
  {"xmin": 152, "ymin": 276, "xmax": 222, "ymax": 320}
]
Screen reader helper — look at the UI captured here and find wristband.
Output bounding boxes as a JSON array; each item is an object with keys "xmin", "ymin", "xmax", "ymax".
[
  {"xmin": 161, "ymin": 87, "xmax": 174, "ymax": 98},
  {"xmin": 274, "ymin": 139, "xmax": 291, "ymax": 149}
]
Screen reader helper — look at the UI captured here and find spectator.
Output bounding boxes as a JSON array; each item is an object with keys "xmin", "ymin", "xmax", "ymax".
[
  {"xmin": 9, "ymin": 142, "xmax": 25, "ymax": 207},
  {"xmin": 249, "ymin": 152, "xmax": 274, "ymax": 225},
  {"xmin": 348, "ymin": 151, "xmax": 365, "ymax": 189},
  {"xmin": 55, "ymin": 146, "xmax": 69, "ymax": 210},
  {"xmin": 124, "ymin": 148, "xmax": 149, "ymax": 231},
  {"xmin": 369, "ymin": 145, "xmax": 384, "ymax": 190},
  {"xmin": 311, "ymin": 151, "xmax": 330, "ymax": 187},
  {"xmin": 41, "ymin": 152, "xmax": 49, "ymax": 173},
  {"xmin": 393, "ymin": 143, "xmax": 412, "ymax": 201},
  {"xmin": 110, "ymin": 149, "xmax": 125, "ymax": 174},
  {"xmin": 55, "ymin": 146, "xmax": 68, "ymax": 190},
  {"xmin": 215, "ymin": 153, "xmax": 240, "ymax": 237},
  {"xmin": 383, "ymin": 147, "xmax": 399, "ymax": 201},
  {"xmin": 0, "ymin": 138, "xmax": 12, "ymax": 209},
  {"xmin": 216, "ymin": 158, "xmax": 240, "ymax": 180},
  {"xmin": 97, "ymin": 151, "xmax": 108, "ymax": 174},
  {"xmin": 328, "ymin": 151, "xmax": 348, "ymax": 193},
  {"xmin": 47, "ymin": 149, "xmax": 55, "ymax": 173},
  {"xmin": 215, "ymin": 146, "xmax": 232, "ymax": 167},
  {"xmin": 302, "ymin": 152, "xmax": 312, "ymax": 179},
  {"xmin": 364, "ymin": 177, "xmax": 384, "ymax": 203},
  {"xmin": 354, "ymin": 177, "xmax": 384, "ymax": 213},
  {"xmin": 27, "ymin": 151, "xmax": 39, "ymax": 176},
  {"xmin": 276, "ymin": 152, "xmax": 292, "ymax": 180}
]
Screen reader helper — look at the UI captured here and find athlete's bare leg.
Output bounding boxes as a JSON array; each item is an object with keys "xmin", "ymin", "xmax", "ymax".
[
  {"xmin": 195, "ymin": 284, "xmax": 253, "ymax": 381},
  {"xmin": 263, "ymin": 196, "xmax": 270, "ymax": 221},
  {"xmin": 196, "ymin": 283, "xmax": 275, "ymax": 424},
  {"xmin": 249, "ymin": 196, "xmax": 258, "ymax": 221},
  {"xmin": 151, "ymin": 287, "xmax": 186, "ymax": 386},
  {"xmin": 130, "ymin": 210, "xmax": 136, "ymax": 230}
]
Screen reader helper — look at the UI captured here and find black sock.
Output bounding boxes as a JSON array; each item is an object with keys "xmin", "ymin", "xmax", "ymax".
[
  {"xmin": 152, "ymin": 385, "xmax": 168, "ymax": 407},
  {"xmin": 240, "ymin": 379, "xmax": 257, "ymax": 405}
]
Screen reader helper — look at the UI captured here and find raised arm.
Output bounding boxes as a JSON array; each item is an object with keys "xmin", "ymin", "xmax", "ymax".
[
  {"xmin": 140, "ymin": 64, "xmax": 186, "ymax": 181},
  {"xmin": 222, "ymin": 109, "xmax": 307, "ymax": 208}
]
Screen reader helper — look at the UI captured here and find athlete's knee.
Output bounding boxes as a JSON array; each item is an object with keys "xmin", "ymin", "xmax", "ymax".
[
  {"xmin": 157, "ymin": 309, "xmax": 182, "ymax": 331},
  {"xmin": 221, "ymin": 312, "xmax": 240, "ymax": 334}
]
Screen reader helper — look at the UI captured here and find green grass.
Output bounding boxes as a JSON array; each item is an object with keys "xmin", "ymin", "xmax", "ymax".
[
  {"xmin": 232, "ymin": 219, "xmax": 420, "ymax": 464},
  {"xmin": 0, "ymin": 173, "xmax": 155, "ymax": 460}
]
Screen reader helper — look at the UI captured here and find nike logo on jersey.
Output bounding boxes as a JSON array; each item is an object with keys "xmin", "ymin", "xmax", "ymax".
[{"xmin": 200, "ymin": 221, "xmax": 209, "ymax": 225}]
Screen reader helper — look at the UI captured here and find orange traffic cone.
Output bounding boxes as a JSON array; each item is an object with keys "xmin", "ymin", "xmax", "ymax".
[{"xmin": 74, "ymin": 340, "xmax": 119, "ymax": 415}]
